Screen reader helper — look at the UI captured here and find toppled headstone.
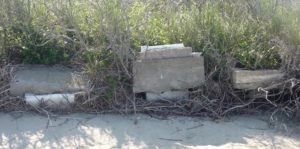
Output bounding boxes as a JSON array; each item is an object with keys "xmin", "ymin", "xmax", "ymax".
[
  {"xmin": 134, "ymin": 44, "xmax": 205, "ymax": 100},
  {"xmin": 232, "ymin": 69, "xmax": 284, "ymax": 90},
  {"xmin": 10, "ymin": 66, "xmax": 89, "ymax": 96}
]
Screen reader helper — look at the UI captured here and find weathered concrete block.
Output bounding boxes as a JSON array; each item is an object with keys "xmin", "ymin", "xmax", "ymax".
[
  {"xmin": 133, "ymin": 52, "xmax": 205, "ymax": 93},
  {"xmin": 10, "ymin": 66, "xmax": 89, "ymax": 96},
  {"xmin": 139, "ymin": 47, "xmax": 192, "ymax": 59},
  {"xmin": 232, "ymin": 69, "xmax": 284, "ymax": 90},
  {"xmin": 146, "ymin": 90, "xmax": 189, "ymax": 101}
]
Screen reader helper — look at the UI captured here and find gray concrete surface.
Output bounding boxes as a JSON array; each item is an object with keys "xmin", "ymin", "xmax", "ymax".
[
  {"xmin": 232, "ymin": 69, "xmax": 284, "ymax": 90},
  {"xmin": 0, "ymin": 113, "xmax": 299, "ymax": 149},
  {"xmin": 10, "ymin": 66, "xmax": 89, "ymax": 96},
  {"xmin": 133, "ymin": 53, "xmax": 205, "ymax": 93},
  {"xmin": 141, "ymin": 44, "xmax": 184, "ymax": 52},
  {"xmin": 139, "ymin": 47, "xmax": 192, "ymax": 59}
]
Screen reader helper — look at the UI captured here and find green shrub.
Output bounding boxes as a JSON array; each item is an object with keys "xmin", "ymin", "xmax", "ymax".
[{"xmin": 3, "ymin": 25, "xmax": 71, "ymax": 65}]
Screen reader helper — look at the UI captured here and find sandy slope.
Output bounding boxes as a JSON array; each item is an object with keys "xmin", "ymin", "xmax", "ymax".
[{"xmin": 0, "ymin": 112, "xmax": 299, "ymax": 149}]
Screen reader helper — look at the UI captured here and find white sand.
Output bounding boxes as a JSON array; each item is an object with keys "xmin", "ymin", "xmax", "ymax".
[{"xmin": 0, "ymin": 113, "xmax": 299, "ymax": 149}]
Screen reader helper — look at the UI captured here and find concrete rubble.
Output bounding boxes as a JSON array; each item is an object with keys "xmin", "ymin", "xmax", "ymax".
[
  {"xmin": 10, "ymin": 66, "xmax": 89, "ymax": 96},
  {"xmin": 134, "ymin": 44, "xmax": 205, "ymax": 100},
  {"xmin": 10, "ymin": 66, "xmax": 89, "ymax": 107}
]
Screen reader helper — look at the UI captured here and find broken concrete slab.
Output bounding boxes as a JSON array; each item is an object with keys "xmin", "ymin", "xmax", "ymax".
[
  {"xmin": 139, "ymin": 47, "xmax": 192, "ymax": 59},
  {"xmin": 10, "ymin": 66, "xmax": 89, "ymax": 96},
  {"xmin": 133, "ymin": 52, "xmax": 205, "ymax": 93},
  {"xmin": 232, "ymin": 69, "xmax": 284, "ymax": 90},
  {"xmin": 146, "ymin": 90, "xmax": 189, "ymax": 101}
]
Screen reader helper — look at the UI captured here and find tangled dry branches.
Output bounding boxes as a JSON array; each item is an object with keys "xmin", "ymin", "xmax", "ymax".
[{"xmin": 0, "ymin": 65, "xmax": 25, "ymax": 112}]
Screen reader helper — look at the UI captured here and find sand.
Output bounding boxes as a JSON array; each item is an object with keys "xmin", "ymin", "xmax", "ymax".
[{"xmin": 0, "ymin": 112, "xmax": 299, "ymax": 149}]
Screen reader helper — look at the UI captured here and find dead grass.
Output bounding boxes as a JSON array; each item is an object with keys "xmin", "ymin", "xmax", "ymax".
[{"xmin": 0, "ymin": 51, "xmax": 299, "ymax": 123}]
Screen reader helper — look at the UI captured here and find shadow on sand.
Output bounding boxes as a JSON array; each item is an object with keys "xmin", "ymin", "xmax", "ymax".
[{"xmin": 0, "ymin": 112, "xmax": 299, "ymax": 148}]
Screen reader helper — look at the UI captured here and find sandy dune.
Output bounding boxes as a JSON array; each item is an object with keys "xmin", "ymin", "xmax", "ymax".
[{"xmin": 0, "ymin": 112, "xmax": 299, "ymax": 149}]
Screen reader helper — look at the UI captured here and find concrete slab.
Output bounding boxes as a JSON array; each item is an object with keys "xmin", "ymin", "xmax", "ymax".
[
  {"xmin": 139, "ymin": 47, "xmax": 192, "ymax": 59},
  {"xmin": 232, "ymin": 69, "xmax": 284, "ymax": 90},
  {"xmin": 141, "ymin": 43, "xmax": 184, "ymax": 52},
  {"xmin": 10, "ymin": 66, "xmax": 89, "ymax": 96},
  {"xmin": 133, "ymin": 53, "xmax": 205, "ymax": 93},
  {"xmin": 146, "ymin": 90, "xmax": 189, "ymax": 101}
]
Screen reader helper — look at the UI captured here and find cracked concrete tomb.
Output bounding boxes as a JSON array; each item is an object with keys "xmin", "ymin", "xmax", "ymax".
[
  {"xmin": 232, "ymin": 69, "xmax": 284, "ymax": 90},
  {"xmin": 133, "ymin": 44, "xmax": 205, "ymax": 100},
  {"xmin": 10, "ymin": 66, "xmax": 89, "ymax": 96}
]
